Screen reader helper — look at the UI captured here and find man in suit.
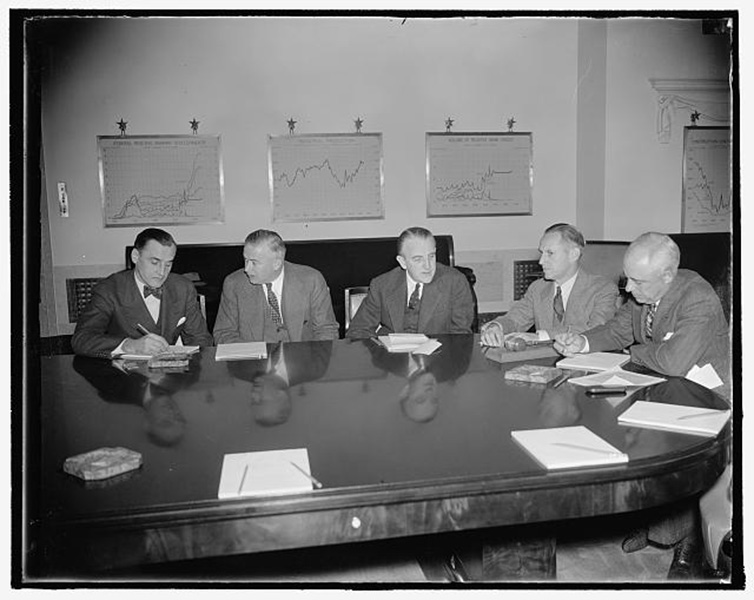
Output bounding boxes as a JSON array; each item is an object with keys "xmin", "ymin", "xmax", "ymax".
[
  {"xmin": 554, "ymin": 231, "xmax": 731, "ymax": 579},
  {"xmin": 345, "ymin": 227, "xmax": 474, "ymax": 338},
  {"xmin": 71, "ymin": 228, "xmax": 213, "ymax": 359},
  {"xmin": 480, "ymin": 223, "xmax": 618, "ymax": 347},
  {"xmin": 213, "ymin": 229, "xmax": 339, "ymax": 344}
]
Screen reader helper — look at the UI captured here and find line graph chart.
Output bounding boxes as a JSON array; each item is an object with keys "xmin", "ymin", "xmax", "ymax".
[
  {"xmin": 682, "ymin": 127, "xmax": 731, "ymax": 233},
  {"xmin": 99, "ymin": 135, "xmax": 224, "ymax": 227},
  {"xmin": 427, "ymin": 133, "xmax": 532, "ymax": 217},
  {"xmin": 269, "ymin": 134, "xmax": 383, "ymax": 221}
]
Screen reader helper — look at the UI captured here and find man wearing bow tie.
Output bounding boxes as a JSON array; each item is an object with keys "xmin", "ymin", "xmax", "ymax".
[{"xmin": 71, "ymin": 228, "xmax": 213, "ymax": 358}]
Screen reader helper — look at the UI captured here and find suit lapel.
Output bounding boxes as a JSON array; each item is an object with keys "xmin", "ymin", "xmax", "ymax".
[
  {"xmin": 125, "ymin": 274, "xmax": 158, "ymax": 330},
  {"xmin": 387, "ymin": 270, "xmax": 407, "ymax": 332},
  {"xmin": 539, "ymin": 280, "xmax": 555, "ymax": 330},
  {"xmin": 418, "ymin": 274, "xmax": 442, "ymax": 332},
  {"xmin": 247, "ymin": 282, "xmax": 266, "ymax": 341},
  {"xmin": 281, "ymin": 268, "xmax": 302, "ymax": 340}
]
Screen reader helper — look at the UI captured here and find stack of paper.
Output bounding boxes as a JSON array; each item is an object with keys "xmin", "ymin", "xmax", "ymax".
[
  {"xmin": 556, "ymin": 352, "xmax": 630, "ymax": 372},
  {"xmin": 511, "ymin": 425, "xmax": 628, "ymax": 470},
  {"xmin": 215, "ymin": 342, "xmax": 268, "ymax": 361},
  {"xmin": 114, "ymin": 345, "xmax": 200, "ymax": 360},
  {"xmin": 618, "ymin": 401, "xmax": 731, "ymax": 437},
  {"xmin": 217, "ymin": 448, "xmax": 318, "ymax": 499},
  {"xmin": 568, "ymin": 370, "xmax": 666, "ymax": 388},
  {"xmin": 377, "ymin": 333, "xmax": 439, "ymax": 353}
]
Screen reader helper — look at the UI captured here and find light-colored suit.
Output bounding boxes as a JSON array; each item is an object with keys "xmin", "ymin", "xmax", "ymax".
[
  {"xmin": 585, "ymin": 269, "xmax": 730, "ymax": 401},
  {"xmin": 213, "ymin": 261, "xmax": 339, "ymax": 343},
  {"xmin": 487, "ymin": 268, "xmax": 618, "ymax": 336},
  {"xmin": 71, "ymin": 270, "xmax": 213, "ymax": 358},
  {"xmin": 345, "ymin": 263, "xmax": 474, "ymax": 338}
]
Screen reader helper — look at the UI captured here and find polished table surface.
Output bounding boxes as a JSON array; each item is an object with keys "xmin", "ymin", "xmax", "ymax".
[{"xmin": 33, "ymin": 335, "xmax": 730, "ymax": 575}]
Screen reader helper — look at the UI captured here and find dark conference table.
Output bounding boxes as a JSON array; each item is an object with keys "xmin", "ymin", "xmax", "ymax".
[{"xmin": 32, "ymin": 335, "xmax": 730, "ymax": 579}]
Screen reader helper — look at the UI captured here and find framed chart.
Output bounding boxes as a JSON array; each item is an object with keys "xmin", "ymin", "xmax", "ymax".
[
  {"xmin": 426, "ymin": 132, "xmax": 533, "ymax": 217},
  {"xmin": 268, "ymin": 133, "xmax": 384, "ymax": 222},
  {"xmin": 681, "ymin": 127, "xmax": 731, "ymax": 233},
  {"xmin": 98, "ymin": 135, "xmax": 225, "ymax": 227}
]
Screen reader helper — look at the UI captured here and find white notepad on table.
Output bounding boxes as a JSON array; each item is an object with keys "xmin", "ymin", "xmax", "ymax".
[
  {"xmin": 215, "ymin": 342, "xmax": 268, "ymax": 361},
  {"xmin": 377, "ymin": 333, "xmax": 429, "ymax": 353},
  {"xmin": 568, "ymin": 370, "xmax": 666, "ymax": 388},
  {"xmin": 618, "ymin": 401, "xmax": 731, "ymax": 437},
  {"xmin": 218, "ymin": 448, "xmax": 317, "ymax": 499},
  {"xmin": 556, "ymin": 352, "xmax": 630, "ymax": 372},
  {"xmin": 511, "ymin": 425, "xmax": 628, "ymax": 470}
]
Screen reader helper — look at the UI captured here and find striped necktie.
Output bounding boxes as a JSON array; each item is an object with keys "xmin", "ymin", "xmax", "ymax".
[
  {"xmin": 408, "ymin": 283, "xmax": 422, "ymax": 310},
  {"xmin": 553, "ymin": 286, "xmax": 565, "ymax": 324},
  {"xmin": 644, "ymin": 303, "xmax": 657, "ymax": 341},
  {"xmin": 265, "ymin": 282, "xmax": 283, "ymax": 325}
]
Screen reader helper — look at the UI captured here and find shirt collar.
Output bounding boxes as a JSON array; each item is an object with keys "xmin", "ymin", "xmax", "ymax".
[{"xmin": 558, "ymin": 270, "xmax": 579, "ymax": 296}]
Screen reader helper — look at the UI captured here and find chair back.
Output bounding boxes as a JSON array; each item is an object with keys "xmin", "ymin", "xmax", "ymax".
[{"xmin": 344, "ymin": 286, "xmax": 369, "ymax": 330}]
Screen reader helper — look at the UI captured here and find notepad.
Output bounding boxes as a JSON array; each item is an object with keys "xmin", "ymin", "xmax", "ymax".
[
  {"xmin": 217, "ymin": 448, "xmax": 316, "ymax": 499},
  {"xmin": 568, "ymin": 369, "xmax": 666, "ymax": 388},
  {"xmin": 511, "ymin": 425, "xmax": 628, "ymax": 470},
  {"xmin": 215, "ymin": 342, "xmax": 268, "ymax": 361},
  {"xmin": 556, "ymin": 352, "xmax": 630, "ymax": 372},
  {"xmin": 113, "ymin": 345, "xmax": 200, "ymax": 360},
  {"xmin": 618, "ymin": 401, "xmax": 731, "ymax": 437},
  {"xmin": 377, "ymin": 333, "xmax": 430, "ymax": 353}
]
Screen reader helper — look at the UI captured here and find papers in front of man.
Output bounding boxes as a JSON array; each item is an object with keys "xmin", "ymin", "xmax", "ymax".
[
  {"xmin": 113, "ymin": 345, "xmax": 200, "ymax": 361},
  {"xmin": 504, "ymin": 364, "xmax": 563, "ymax": 384},
  {"xmin": 377, "ymin": 333, "xmax": 442, "ymax": 354},
  {"xmin": 568, "ymin": 369, "xmax": 666, "ymax": 388},
  {"xmin": 618, "ymin": 401, "xmax": 731, "ymax": 437},
  {"xmin": 556, "ymin": 352, "xmax": 630, "ymax": 372},
  {"xmin": 215, "ymin": 342, "xmax": 268, "ymax": 361},
  {"xmin": 511, "ymin": 425, "xmax": 628, "ymax": 470},
  {"xmin": 685, "ymin": 363, "xmax": 725, "ymax": 390},
  {"xmin": 217, "ymin": 448, "xmax": 319, "ymax": 499}
]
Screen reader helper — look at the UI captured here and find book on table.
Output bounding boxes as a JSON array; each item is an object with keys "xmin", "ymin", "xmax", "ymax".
[
  {"xmin": 504, "ymin": 364, "xmax": 563, "ymax": 384},
  {"xmin": 215, "ymin": 342, "xmax": 268, "ymax": 361},
  {"xmin": 617, "ymin": 401, "xmax": 731, "ymax": 437},
  {"xmin": 511, "ymin": 425, "xmax": 629, "ymax": 470},
  {"xmin": 113, "ymin": 345, "xmax": 200, "ymax": 361},
  {"xmin": 556, "ymin": 352, "xmax": 630, "ymax": 372},
  {"xmin": 376, "ymin": 333, "xmax": 434, "ymax": 353}
]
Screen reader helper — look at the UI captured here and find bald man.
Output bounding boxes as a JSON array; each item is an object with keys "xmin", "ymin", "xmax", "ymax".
[{"xmin": 554, "ymin": 231, "xmax": 730, "ymax": 579}]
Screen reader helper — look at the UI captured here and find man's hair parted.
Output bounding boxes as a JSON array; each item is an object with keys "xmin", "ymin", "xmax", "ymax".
[
  {"xmin": 397, "ymin": 226, "xmax": 434, "ymax": 255},
  {"xmin": 134, "ymin": 228, "xmax": 176, "ymax": 251},
  {"xmin": 245, "ymin": 229, "xmax": 286, "ymax": 257}
]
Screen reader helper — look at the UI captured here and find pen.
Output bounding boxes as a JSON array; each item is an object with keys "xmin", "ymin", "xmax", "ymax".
[
  {"xmin": 553, "ymin": 442, "xmax": 624, "ymax": 457},
  {"xmin": 553, "ymin": 373, "xmax": 571, "ymax": 388},
  {"xmin": 136, "ymin": 323, "xmax": 150, "ymax": 336},
  {"xmin": 289, "ymin": 461, "xmax": 323, "ymax": 489},
  {"xmin": 238, "ymin": 464, "xmax": 249, "ymax": 494},
  {"xmin": 585, "ymin": 386, "xmax": 627, "ymax": 395},
  {"xmin": 677, "ymin": 410, "xmax": 722, "ymax": 420}
]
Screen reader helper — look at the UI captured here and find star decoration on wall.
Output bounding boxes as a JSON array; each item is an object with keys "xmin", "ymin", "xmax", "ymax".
[
  {"xmin": 190, "ymin": 118, "xmax": 200, "ymax": 134},
  {"xmin": 354, "ymin": 117, "xmax": 364, "ymax": 133},
  {"xmin": 507, "ymin": 117, "xmax": 516, "ymax": 131},
  {"xmin": 116, "ymin": 119, "xmax": 128, "ymax": 136},
  {"xmin": 690, "ymin": 110, "xmax": 701, "ymax": 125},
  {"xmin": 445, "ymin": 117, "xmax": 454, "ymax": 133},
  {"xmin": 287, "ymin": 118, "xmax": 297, "ymax": 134}
]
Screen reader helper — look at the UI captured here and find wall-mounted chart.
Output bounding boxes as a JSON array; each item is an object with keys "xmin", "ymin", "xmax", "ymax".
[
  {"xmin": 268, "ymin": 133, "xmax": 384, "ymax": 222},
  {"xmin": 98, "ymin": 135, "xmax": 224, "ymax": 227},
  {"xmin": 426, "ymin": 132, "xmax": 533, "ymax": 217},
  {"xmin": 682, "ymin": 127, "xmax": 731, "ymax": 233}
]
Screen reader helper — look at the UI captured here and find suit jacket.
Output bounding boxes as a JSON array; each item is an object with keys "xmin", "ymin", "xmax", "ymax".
[
  {"xmin": 71, "ymin": 270, "xmax": 213, "ymax": 359},
  {"xmin": 346, "ymin": 263, "xmax": 474, "ymax": 339},
  {"xmin": 585, "ymin": 269, "xmax": 730, "ymax": 401},
  {"xmin": 488, "ymin": 268, "xmax": 618, "ymax": 336},
  {"xmin": 212, "ymin": 261, "xmax": 339, "ymax": 344}
]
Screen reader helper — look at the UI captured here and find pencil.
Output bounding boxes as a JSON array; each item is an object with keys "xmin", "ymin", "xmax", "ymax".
[
  {"xmin": 553, "ymin": 374, "xmax": 570, "ymax": 388},
  {"xmin": 290, "ymin": 461, "xmax": 323, "ymax": 489},
  {"xmin": 238, "ymin": 464, "xmax": 249, "ymax": 494},
  {"xmin": 136, "ymin": 323, "xmax": 150, "ymax": 336}
]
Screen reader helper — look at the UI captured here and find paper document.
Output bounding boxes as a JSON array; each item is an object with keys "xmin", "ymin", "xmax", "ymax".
[
  {"xmin": 511, "ymin": 425, "xmax": 628, "ymax": 470},
  {"xmin": 217, "ymin": 448, "xmax": 317, "ymax": 499},
  {"xmin": 377, "ymin": 333, "xmax": 430, "ymax": 353},
  {"xmin": 113, "ymin": 345, "xmax": 200, "ymax": 360},
  {"xmin": 568, "ymin": 370, "xmax": 666, "ymax": 388},
  {"xmin": 686, "ymin": 363, "xmax": 724, "ymax": 390},
  {"xmin": 618, "ymin": 401, "xmax": 731, "ymax": 437},
  {"xmin": 556, "ymin": 352, "xmax": 630, "ymax": 372},
  {"xmin": 412, "ymin": 338, "xmax": 442, "ymax": 355},
  {"xmin": 215, "ymin": 342, "xmax": 268, "ymax": 361}
]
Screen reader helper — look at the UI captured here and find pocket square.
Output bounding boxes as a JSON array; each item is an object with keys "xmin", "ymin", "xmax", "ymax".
[
  {"xmin": 176, "ymin": 316, "xmax": 186, "ymax": 327},
  {"xmin": 663, "ymin": 331, "xmax": 674, "ymax": 341}
]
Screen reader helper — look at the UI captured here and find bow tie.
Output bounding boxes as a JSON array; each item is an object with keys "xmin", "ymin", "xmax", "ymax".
[{"xmin": 143, "ymin": 285, "xmax": 163, "ymax": 299}]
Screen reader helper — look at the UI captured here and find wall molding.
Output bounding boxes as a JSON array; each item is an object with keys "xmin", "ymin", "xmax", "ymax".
[{"xmin": 648, "ymin": 78, "xmax": 730, "ymax": 143}]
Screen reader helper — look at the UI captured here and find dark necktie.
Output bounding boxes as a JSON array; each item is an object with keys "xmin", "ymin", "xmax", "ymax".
[
  {"xmin": 644, "ymin": 303, "xmax": 657, "ymax": 341},
  {"xmin": 143, "ymin": 285, "xmax": 163, "ymax": 299},
  {"xmin": 553, "ymin": 286, "xmax": 564, "ymax": 324},
  {"xmin": 265, "ymin": 283, "xmax": 283, "ymax": 325},
  {"xmin": 408, "ymin": 283, "xmax": 422, "ymax": 310}
]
